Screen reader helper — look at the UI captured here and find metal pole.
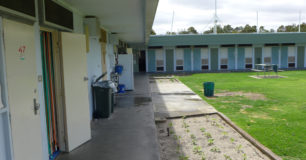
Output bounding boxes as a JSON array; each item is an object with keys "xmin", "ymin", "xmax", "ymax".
[
  {"xmin": 299, "ymin": 11, "xmax": 301, "ymax": 32},
  {"xmin": 213, "ymin": 0, "xmax": 217, "ymax": 34},
  {"xmin": 171, "ymin": 10, "xmax": 175, "ymax": 35},
  {"xmin": 257, "ymin": 11, "xmax": 259, "ymax": 34}
]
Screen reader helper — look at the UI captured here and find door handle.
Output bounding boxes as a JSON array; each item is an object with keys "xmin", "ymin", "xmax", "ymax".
[{"xmin": 33, "ymin": 98, "xmax": 40, "ymax": 115}]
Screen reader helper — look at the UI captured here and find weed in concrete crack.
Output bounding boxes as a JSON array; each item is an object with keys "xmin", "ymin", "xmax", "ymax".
[
  {"xmin": 173, "ymin": 135, "xmax": 178, "ymax": 140},
  {"xmin": 200, "ymin": 128, "xmax": 206, "ymax": 132},
  {"xmin": 183, "ymin": 122, "xmax": 189, "ymax": 128},
  {"xmin": 193, "ymin": 146, "xmax": 203, "ymax": 155},
  {"xmin": 204, "ymin": 132, "xmax": 212, "ymax": 138},
  {"xmin": 210, "ymin": 146, "xmax": 221, "ymax": 153},
  {"xmin": 236, "ymin": 144, "xmax": 243, "ymax": 153},
  {"xmin": 192, "ymin": 139, "xmax": 197, "ymax": 145},
  {"xmin": 168, "ymin": 122, "xmax": 173, "ymax": 127},
  {"xmin": 208, "ymin": 138, "xmax": 214, "ymax": 146},
  {"xmin": 224, "ymin": 154, "xmax": 232, "ymax": 160},
  {"xmin": 222, "ymin": 131, "xmax": 228, "ymax": 137},
  {"xmin": 217, "ymin": 123, "xmax": 224, "ymax": 129},
  {"xmin": 169, "ymin": 129, "xmax": 174, "ymax": 135},
  {"xmin": 179, "ymin": 155, "xmax": 189, "ymax": 160},
  {"xmin": 230, "ymin": 138, "xmax": 235, "ymax": 143},
  {"xmin": 201, "ymin": 155, "xmax": 206, "ymax": 160},
  {"xmin": 190, "ymin": 134, "xmax": 196, "ymax": 139},
  {"xmin": 243, "ymin": 153, "xmax": 247, "ymax": 160}
]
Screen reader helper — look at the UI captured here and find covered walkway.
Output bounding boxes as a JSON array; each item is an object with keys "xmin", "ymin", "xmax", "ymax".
[{"xmin": 58, "ymin": 74, "xmax": 160, "ymax": 160}]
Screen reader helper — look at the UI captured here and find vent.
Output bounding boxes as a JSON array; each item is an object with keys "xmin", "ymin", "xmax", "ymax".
[
  {"xmin": 238, "ymin": 44, "xmax": 253, "ymax": 47},
  {"xmin": 176, "ymin": 45, "xmax": 191, "ymax": 48},
  {"xmin": 221, "ymin": 44, "xmax": 235, "ymax": 47},
  {"xmin": 40, "ymin": 0, "xmax": 74, "ymax": 30},
  {"xmin": 265, "ymin": 43, "xmax": 279, "ymax": 47},
  {"xmin": 0, "ymin": 0, "xmax": 36, "ymax": 20},
  {"xmin": 194, "ymin": 45, "xmax": 208, "ymax": 48},
  {"xmin": 148, "ymin": 46, "xmax": 163, "ymax": 49}
]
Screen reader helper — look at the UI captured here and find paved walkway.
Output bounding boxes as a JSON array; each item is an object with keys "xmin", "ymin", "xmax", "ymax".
[
  {"xmin": 58, "ymin": 73, "xmax": 160, "ymax": 160},
  {"xmin": 150, "ymin": 77, "xmax": 217, "ymax": 120}
]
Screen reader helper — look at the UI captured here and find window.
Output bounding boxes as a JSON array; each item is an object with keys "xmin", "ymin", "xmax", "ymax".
[
  {"xmin": 288, "ymin": 47, "xmax": 295, "ymax": 68},
  {"xmin": 201, "ymin": 48, "xmax": 209, "ymax": 70},
  {"xmin": 263, "ymin": 47, "xmax": 272, "ymax": 64},
  {"xmin": 245, "ymin": 58, "xmax": 252, "ymax": 69},
  {"xmin": 176, "ymin": 49, "xmax": 184, "ymax": 71},
  {"xmin": 155, "ymin": 49, "xmax": 164, "ymax": 72},
  {"xmin": 264, "ymin": 57, "xmax": 271, "ymax": 64},
  {"xmin": 288, "ymin": 56, "xmax": 295, "ymax": 68},
  {"xmin": 245, "ymin": 48, "xmax": 253, "ymax": 69},
  {"xmin": 201, "ymin": 59, "xmax": 209, "ymax": 70},
  {"xmin": 156, "ymin": 60, "xmax": 164, "ymax": 72},
  {"xmin": 176, "ymin": 59, "xmax": 184, "ymax": 71},
  {"xmin": 220, "ymin": 48, "xmax": 228, "ymax": 70}
]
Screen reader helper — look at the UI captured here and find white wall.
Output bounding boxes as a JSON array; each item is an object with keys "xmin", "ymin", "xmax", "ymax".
[{"xmin": 86, "ymin": 37, "xmax": 102, "ymax": 120}]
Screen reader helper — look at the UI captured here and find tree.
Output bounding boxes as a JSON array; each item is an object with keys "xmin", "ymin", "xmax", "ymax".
[
  {"xmin": 187, "ymin": 26, "xmax": 198, "ymax": 34},
  {"xmin": 233, "ymin": 26, "xmax": 243, "ymax": 33},
  {"xmin": 285, "ymin": 24, "xmax": 298, "ymax": 32},
  {"xmin": 241, "ymin": 24, "xmax": 257, "ymax": 33},
  {"xmin": 166, "ymin": 31, "xmax": 176, "ymax": 35},
  {"xmin": 151, "ymin": 29, "xmax": 156, "ymax": 35},
  {"xmin": 259, "ymin": 26, "xmax": 269, "ymax": 33},
  {"xmin": 277, "ymin": 25, "xmax": 286, "ymax": 32},
  {"xmin": 223, "ymin": 25, "xmax": 234, "ymax": 33},
  {"xmin": 178, "ymin": 29, "xmax": 189, "ymax": 34},
  {"xmin": 203, "ymin": 25, "xmax": 224, "ymax": 34}
]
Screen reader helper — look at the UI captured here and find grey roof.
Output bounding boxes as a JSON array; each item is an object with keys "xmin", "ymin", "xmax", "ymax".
[{"xmin": 148, "ymin": 33, "xmax": 306, "ymax": 46}]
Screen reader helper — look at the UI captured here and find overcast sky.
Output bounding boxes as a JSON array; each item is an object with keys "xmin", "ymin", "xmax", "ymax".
[{"xmin": 152, "ymin": 0, "xmax": 306, "ymax": 34}]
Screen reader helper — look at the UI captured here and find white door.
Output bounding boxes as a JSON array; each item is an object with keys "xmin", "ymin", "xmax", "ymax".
[
  {"xmin": 3, "ymin": 19, "xmax": 43, "ymax": 160},
  {"xmin": 61, "ymin": 32, "xmax": 91, "ymax": 151},
  {"xmin": 119, "ymin": 54, "xmax": 134, "ymax": 90}
]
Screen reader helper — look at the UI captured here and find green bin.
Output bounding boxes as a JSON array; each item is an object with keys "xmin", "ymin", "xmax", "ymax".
[{"xmin": 203, "ymin": 82, "xmax": 214, "ymax": 97}]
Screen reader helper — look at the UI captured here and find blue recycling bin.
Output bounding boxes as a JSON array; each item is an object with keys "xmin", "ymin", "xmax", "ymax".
[{"xmin": 115, "ymin": 65, "xmax": 123, "ymax": 74}]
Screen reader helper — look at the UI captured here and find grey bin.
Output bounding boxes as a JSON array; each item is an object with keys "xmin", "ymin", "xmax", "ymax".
[{"xmin": 92, "ymin": 73, "xmax": 116, "ymax": 119}]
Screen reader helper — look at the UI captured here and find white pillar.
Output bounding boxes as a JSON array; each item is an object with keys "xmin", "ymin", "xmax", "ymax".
[{"xmin": 235, "ymin": 45, "xmax": 238, "ymax": 70}]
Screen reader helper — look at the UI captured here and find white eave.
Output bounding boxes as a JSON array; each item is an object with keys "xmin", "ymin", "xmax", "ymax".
[{"xmin": 61, "ymin": 0, "xmax": 159, "ymax": 45}]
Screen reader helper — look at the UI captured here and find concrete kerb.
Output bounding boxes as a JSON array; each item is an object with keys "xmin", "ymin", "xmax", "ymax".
[
  {"xmin": 217, "ymin": 112, "xmax": 282, "ymax": 160},
  {"xmin": 153, "ymin": 77, "xmax": 282, "ymax": 160}
]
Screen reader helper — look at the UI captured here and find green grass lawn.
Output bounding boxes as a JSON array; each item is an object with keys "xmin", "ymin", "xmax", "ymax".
[{"xmin": 178, "ymin": 71, "xmax": 306, "ymax": 160}]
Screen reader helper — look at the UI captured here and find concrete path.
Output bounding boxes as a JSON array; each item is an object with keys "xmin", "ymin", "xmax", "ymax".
[
  {"xmin": 58, "ymin": 73, "xmax": 160, "ymax": 160},
  {"xmin": 150, "ymin": 77, "xmax": 217, "ymax": 120}
]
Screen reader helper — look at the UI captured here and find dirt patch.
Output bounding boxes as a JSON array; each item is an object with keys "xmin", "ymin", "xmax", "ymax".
[
  {"xmin": 215, "ymin": 91, "xmax": 267, "ymax": 101},
  {"xmin": 249, "ymin": 75, "xmax": 286, "ymax": 79},
  {"xmin": 240, "ymin": 105, "xmax": 253, "ymax": 114},
  {"xmin": 157, "ymin": 114, "xmax": 270, "ymax": 160},
  {"xmin": 249, "ymin": 113, "xmax": 273, "ymax": 120}
]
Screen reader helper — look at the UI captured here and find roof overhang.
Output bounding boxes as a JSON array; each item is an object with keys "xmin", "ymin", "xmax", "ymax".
[
  {"xmin": 61, "ymin": 0, "xmax": 158, "ymax": 46},
  {"xmin": 148, "ymin": 33, "xmax": 306, "ymax": 46}
]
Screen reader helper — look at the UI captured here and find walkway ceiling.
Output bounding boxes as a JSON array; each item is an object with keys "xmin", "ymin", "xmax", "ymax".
[{"xmin": 62, "ymin": 0, "xmax": 159, "ymax": 45}]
